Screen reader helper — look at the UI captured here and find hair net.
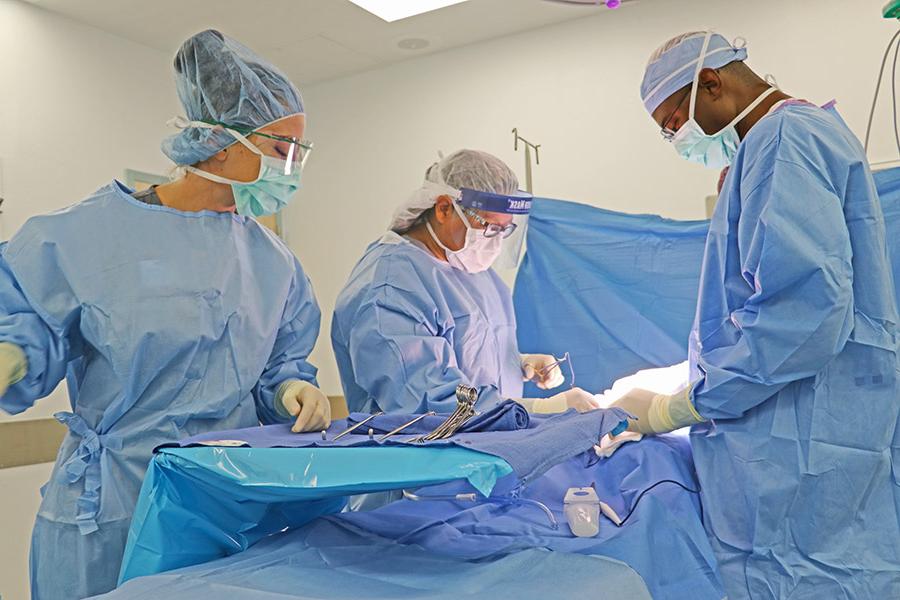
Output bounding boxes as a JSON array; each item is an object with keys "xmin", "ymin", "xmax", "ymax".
[
  {"xmin": 390, "ymin": 149, "xmax": 520, "ymax": 233},
  {"xmin": 640, "ymin": 31, "xmax": 747, "ymax": 116},
  {"xmin": 161, "ymin": 29, "xmax": 305, "ymax": 166}
]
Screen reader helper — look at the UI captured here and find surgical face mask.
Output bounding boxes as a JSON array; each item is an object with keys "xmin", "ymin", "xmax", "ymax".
[
  {"xmin": 426, "ymin": 202, "xmax": 503, "ymax": 274},
  {"xmin": 179, "ymin": 120, "xmax": 304, "ymax": 216},
  {"xmin": 669, "ymin": 33, "xmax": 778, "ymax": 169},
  {"xmin": 230, "ymin": 155, "xmax": 302, "ymax": 217}
]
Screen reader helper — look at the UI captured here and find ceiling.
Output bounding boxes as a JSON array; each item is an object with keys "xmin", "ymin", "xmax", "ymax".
[{"xmin": 24, "ymin": 0, "xmax": 637, "ymax": 85}]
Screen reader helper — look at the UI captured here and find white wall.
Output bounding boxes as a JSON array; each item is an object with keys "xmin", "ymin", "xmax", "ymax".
[
  {"xmin": 293, "ymin": 0, "xmax": 900, "ymax": 394},
  {"xmin": 0, "ymin": 3, "xmax": 174, "ymax": 598},
  {"xmin": 0, "ymin": 0, "xmax": 177, "ymax": 422},
  {"xmin": 0, "ymin": 463, "xmax": 53, "ymax": 600}
]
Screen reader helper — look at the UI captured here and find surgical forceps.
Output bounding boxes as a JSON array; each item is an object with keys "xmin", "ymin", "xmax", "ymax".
[
  {"xmin": 412, "ymin": 385, "xmax": 478, "ymax": 443},
  {"xmin": 531, "ymin": 352, "xmax": 576, "ymax": 389}
]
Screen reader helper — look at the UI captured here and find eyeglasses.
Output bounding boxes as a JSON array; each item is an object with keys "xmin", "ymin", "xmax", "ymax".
[
  {"xmin": 203, "ymin": 120, "xmax": 314, "ymax": 168},
  {"xmin": 461, "ymin": 206, "xmax": 519, "ymax": 239},
  {"xmin": 660, "ymin": 86, "xmax": 692, "ymax": 141}
]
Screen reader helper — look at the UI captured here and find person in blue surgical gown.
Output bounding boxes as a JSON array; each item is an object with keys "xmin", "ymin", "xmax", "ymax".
[
  {"xmin": 612, "ymin": 31, "xmax": 900, "ymax": 598},
  {"xmin": 332, "ymin": 149, "xmax": 600, "ymax": 415},
  {"xmin": 0, "ymin": 30, "xmax": 331, "ymax": 600}
]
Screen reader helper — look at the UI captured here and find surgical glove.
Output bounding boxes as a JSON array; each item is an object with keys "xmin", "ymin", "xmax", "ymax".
[
  {"xmin": 0, "ymin": 342, "xmax": 27, "ymax": 398},
  {"xmin": 276, "ymin": 380, "xmax": 331, "ymax": 433},
  {"xmin": 521, "ymin": 354, "xmax": 565, "ymax": 390},
  {"xmin": 519, "ymin": 387, "xmax": 601, "ymax": 414},
  {"xmin": 611, "ymin": 386, "xmax": 704, "ymax": 434}
]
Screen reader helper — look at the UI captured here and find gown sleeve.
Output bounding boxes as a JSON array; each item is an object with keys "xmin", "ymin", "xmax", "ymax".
[
  {"xmin": 0, "ymin": 241, "xmax": 81, "ymax": 414},
  {"xmin": 253, "ymin": 259, "xmax": 322, "ymax": 424}
]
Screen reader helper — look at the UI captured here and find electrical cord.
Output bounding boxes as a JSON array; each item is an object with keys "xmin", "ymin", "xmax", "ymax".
[
  {"xmin": 617, "ymin": 479, "xmax": 701, "ymax": 527},
  {"xmin": 864, "ymin": 28, "xmax": 900, "ymax": 154},
  {"xmin": 892, "ymin": 34, "xmax": 900, "ymax": 156}
]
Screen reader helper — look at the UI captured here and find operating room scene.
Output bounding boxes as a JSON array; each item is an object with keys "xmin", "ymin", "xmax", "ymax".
[{"xmin": 2, "ymin": 0, "xmax": 900, "ymax": 598}]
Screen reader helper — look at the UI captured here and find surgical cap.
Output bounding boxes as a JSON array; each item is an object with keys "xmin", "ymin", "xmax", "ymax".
[
  {"xmin": 162, "ymin": 29, "xmax": 305, "ymax": 166},
  {"xmin": 640, "ymin": 31, "xmax": 747, "ymax": 116},
  {"xmin": 390, "ymin": 149, "xmax": 520, "ymax": 232}
]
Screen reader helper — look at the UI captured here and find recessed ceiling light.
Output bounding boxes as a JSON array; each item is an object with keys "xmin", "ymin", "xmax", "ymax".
[
  {"xmin": 348, "ymin": 0, "xmax": 470, "ymax": 23},
  {"xmin": 397, "ymin": 38, "xmax": 430, "ymax": 50}
]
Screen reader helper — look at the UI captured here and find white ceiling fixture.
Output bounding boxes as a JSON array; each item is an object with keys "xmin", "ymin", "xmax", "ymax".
[
  {"xmin": 396, "ymin": 38, "xmax": 431, "ymax": 50},
  {"xmin": 543, "ymin": 0, "xmax": 635, "ymax": 8},
  {"xmin": 347, "ymin": 0, "xmax": 469, "ymax": 23}
]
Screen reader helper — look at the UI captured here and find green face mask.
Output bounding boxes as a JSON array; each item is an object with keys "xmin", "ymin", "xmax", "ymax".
[
  {"xmin": 230, "ymin": 155, "xmax": 303, "ymax": 217},
  {"xmin": 180, "ymin": 119, "xmax": 310, "ymax": 216}
]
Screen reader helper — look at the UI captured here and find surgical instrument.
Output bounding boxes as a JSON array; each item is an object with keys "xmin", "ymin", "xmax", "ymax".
[
  {"xmin": 379, "ymin": 412, "xmax": 436, "ymax": 442},
  {"xmin": 400, "ymin": 489, "xmax": 558, "ymax": 530},
  {"xmin": 331, "ymin": 411, "xmax": 384, "ymax": 441},
  {"xmin": 413, "ymin": 385, "xmax": 478, "ymax": 442},
  {"xmin": 530, "ymin": 352, "xmax": 576, "ymax": 389}
]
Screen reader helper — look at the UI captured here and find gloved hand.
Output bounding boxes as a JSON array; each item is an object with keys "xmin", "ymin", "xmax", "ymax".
[
  {"xmin": 521, "ymin": 354, "xmax": 565, "ymax": 390},
  {"xmin": 0, "ymin": 342, "xmax": 27, "ymax": 398},
  {"xmin": 611, "ymin": 387, "xmax": 704, "ymax": 434},
  {"xmin": 276, "ymin": 380, "xmax": 331, "ymax": 433},
  {"xmin": 518, "ymin": 387, "xmax": 601, "ymax": 414}
]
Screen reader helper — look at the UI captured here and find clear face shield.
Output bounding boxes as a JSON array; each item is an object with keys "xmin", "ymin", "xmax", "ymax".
[{"xmin": 457, "ymin": 188, "xmax": 532, "ymax": 270}]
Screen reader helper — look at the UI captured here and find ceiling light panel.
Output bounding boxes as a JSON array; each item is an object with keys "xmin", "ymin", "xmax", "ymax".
[{"xmin": 348, "ymin": 0, "xmax": 469, "ymax": 23}]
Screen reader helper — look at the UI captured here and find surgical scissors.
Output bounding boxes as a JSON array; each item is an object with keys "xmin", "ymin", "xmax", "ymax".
[{"xmin": 413, "ymin": 385, "xmax": 478, "ymax": 442}]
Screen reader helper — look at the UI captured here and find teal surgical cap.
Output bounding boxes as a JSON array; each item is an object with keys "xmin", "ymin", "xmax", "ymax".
[{"xmin": 640, "ymin": 31, "xmax": 748, "ymax": 115}]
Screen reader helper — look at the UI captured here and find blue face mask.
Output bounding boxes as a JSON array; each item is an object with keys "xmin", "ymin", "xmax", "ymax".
[
  {"xmin": 668, "ymin": 32, "xmax": 777, "ymax": 169},
  {"xmin": 231, "ymin": 155, "xmax": 302, "ymax": 217}
]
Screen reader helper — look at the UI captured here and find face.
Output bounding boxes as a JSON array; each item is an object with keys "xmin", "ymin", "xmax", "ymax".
[
  {"xmin": 203, "ymin": 114, "xmax": 307, "ymax": 184},
  {"xmin": 650, "ymin": 68, "xmax": 734, "ymax": 137},
  {"xmin": 431, "ymin": 195, "xmax": 513, "ymax": 252}
]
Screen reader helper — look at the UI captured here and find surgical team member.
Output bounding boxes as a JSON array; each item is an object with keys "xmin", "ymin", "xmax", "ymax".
[
  {"xmin": 0, "ymin": 30, "xmax": 330, "ymax": 600},
  {"xmin": 332, "ymin": 149, "xmax": 599, "ymax": 415},
  {"xmin": 614, "ymin": 31, "xmax": 900, "ymax": 597}
]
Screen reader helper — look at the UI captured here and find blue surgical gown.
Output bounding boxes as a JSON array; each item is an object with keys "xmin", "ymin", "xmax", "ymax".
[
  {"xmin": 0, "ymin": 182, "xmax": 320, "ymax": 600},
  {"xmin": 331, "ymin": 232, "xmax": 523, "ymax": 414},
  {"xmin": 688, "ymin": 103, "xmax": 900, "ymax": 598}
]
